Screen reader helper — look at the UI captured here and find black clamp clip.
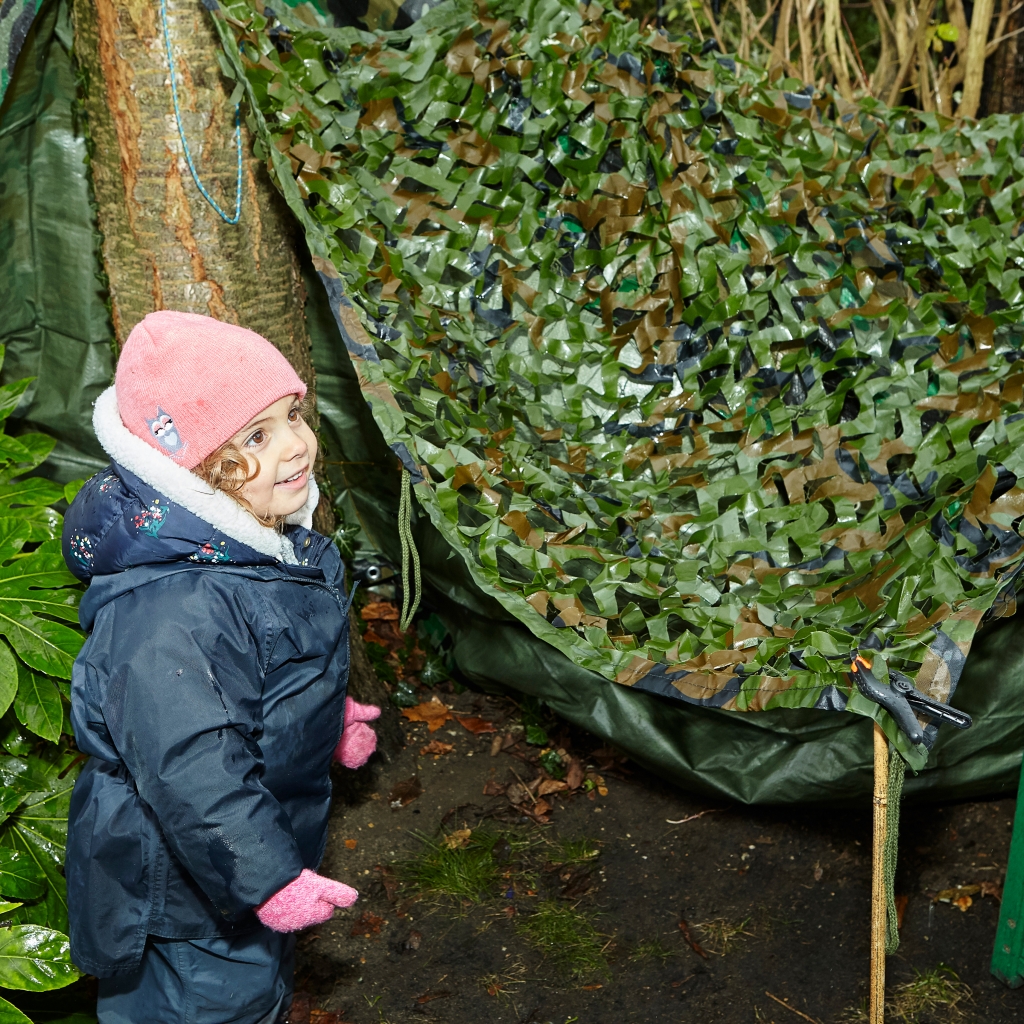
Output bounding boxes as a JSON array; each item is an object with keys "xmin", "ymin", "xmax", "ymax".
[{"xmin": 848, "ymin": 653, "xmax": 972, "ymax": 745}]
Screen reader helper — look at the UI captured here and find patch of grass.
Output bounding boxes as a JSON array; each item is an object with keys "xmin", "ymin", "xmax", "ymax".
[
  {"xmin": 547, "ymin": 837, "xmax": 601, "ymax": 866},
  {"xmin": 891, "ymin": 965, "xmax": 973, "ymax": 1023},
  {"xmin": 397, "ymin": 827, "xmax": 538, "ymax": 903},
  {"xmin": 627, "ymin": 938, "xmax": 676, "ymax": 963},
  {"xmin": 840, "ymin": 965, "xmax": 972, "ymax": 1023},
  {"xmin": 479, "ymin": 955, "xmax": 527, "ymax": 1000},
  {"xmin": 695, "ymin": 916, "xmax": 753, "ymax": 956},
  {"xmin": 516, "ymin": 900, "xmax": 608, "ymax": 979}
]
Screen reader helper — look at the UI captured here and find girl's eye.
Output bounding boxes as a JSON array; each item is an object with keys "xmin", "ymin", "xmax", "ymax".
[
  {"xmin": 288, "ymin": 408, "xmax": 301, "ymax": 423},
  {"xmin": 246, "ymin": 430, "xmax": 266, "ymax": 447}
]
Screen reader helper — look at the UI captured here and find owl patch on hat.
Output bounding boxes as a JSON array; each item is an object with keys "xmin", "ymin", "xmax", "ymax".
[{"xmin": 146, "ymin": 408, "xmax": 187, "ymax": 455}]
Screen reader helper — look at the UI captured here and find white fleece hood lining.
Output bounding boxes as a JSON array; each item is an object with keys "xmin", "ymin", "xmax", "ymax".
[{"xmin": 92, "ymin": 386, "xmax": 317, "ymax": 563}]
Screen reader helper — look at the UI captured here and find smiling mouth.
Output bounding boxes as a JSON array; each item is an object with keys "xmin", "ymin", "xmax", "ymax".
[{"xmin": 277, "ymin": 466, "xmax": 308, "ymax": 486}]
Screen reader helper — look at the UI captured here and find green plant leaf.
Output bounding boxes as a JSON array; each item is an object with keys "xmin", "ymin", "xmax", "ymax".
[
  {"xmin": 0, "ymin": 481, "xmax": 63, "ymax": 543},
  {"xmin": 0, "ymin": 642, "xmax": 17, "ymax": 722},
  {"xmin": 62, "ymin": 480, "xmax": 85, "ymax": 505},
  {"xmin": 0, "ymin": 848, "xmax": 45, "ymax": 901},
  {"xmin": 0, "ymin": 380, "xmax": 33, "ymax": 424},
  {"xmin": 14, "ymin": 665, "xmax": 62, "ymax": 743},
  {"xmin": 0, "ymin": 548, "xmax": 83, "ymax": 680},
  {"xmin": 0, "ymin": 902, "xmax": 23, "ymax": 916},
  {"xmin": 0, "ymin": 925, "xmax": 79, "ymax": 991},
  {"xmin": 0, "ymin": 994, "xmax": 33, "ymax": 1024}
]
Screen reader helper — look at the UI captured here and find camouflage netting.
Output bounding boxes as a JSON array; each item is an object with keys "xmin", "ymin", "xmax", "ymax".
[{"xmin": 214, "ymin": 0, "xmax": 1024, "ymax": 761}]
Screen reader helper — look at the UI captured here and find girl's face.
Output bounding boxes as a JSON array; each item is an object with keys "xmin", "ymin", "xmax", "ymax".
[{"xmin": 230, "ymin": 395, "xmax": 318, "ymax": 520}]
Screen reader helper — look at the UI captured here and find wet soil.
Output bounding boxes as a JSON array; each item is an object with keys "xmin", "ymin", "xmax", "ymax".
[{"xmin": 291, "ymin": 686, "xmax": 1024, "ymax": 1024}]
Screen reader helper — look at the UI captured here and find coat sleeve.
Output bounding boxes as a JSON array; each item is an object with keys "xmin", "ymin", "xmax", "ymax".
[{"xmin": 90, "ymin": 571, "xmax": 305, "ymax": 917}]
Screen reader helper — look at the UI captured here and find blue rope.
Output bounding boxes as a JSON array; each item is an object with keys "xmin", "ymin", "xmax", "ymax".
[{"xmin": 160, "ymin": 0, "xmax": 242, "ymax": 225}]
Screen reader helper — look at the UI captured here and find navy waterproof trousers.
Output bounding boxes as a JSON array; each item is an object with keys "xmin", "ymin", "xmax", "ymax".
[{"xmin": 96, "ymin": 929, "xmax": 296, "ymax": 1024}]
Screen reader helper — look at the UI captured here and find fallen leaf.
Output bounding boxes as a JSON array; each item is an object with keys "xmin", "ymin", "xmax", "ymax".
[
  {"xmin": 402, "ymin": 698, "xmax": 452, "ymax": 732},
  {"xmin": 560, "ymin": 869, "xmax": 598, "ymax": 899},
  {"xmin": 934, "ymin": 884, "xmax": 981, "ymax": 903},
  {"xmin": 416, "ymin": 990, "xmax": 451, "ymax": 1005},
  {"xmin": 404, "ymin": 930, "xmax": 422, "ymax": 951},
  {"xmin": 565, "ymin": 756, "xmax": 585, "ymax": 790},
  {"xmin": 376, "ymin": 865, "xmax": 400, "ymax": 903},
  {"xmin": 895, "ymin": 894, "xmax": 908, "ymax": 929},
  {"xmin": 490, "ymin": 734, "xmax": 504, "ymax": 756},
  {"xmin": 389, "ymin": 776, "xmax": 424, "ymax": 807},
  {"xmin": 678, "ymin": 916, "xmax": 710, "ymax": 959},
  {"xmin": 501, "ymin": 732, "xmax": 518, "ymax": 750},
  {"xmin": 483, "ymin": 779, "xmax": 507, "ymax": 796},
  {"xmin": 537, "ymin": 778, "xmax": 568, "ymax": 797},
  {"xmin": 420, "ymin": 740, "xmax": 454, "ymax": 758},
  {"xmin": 505, "ymin": 781, "xmax": 531, "ymax": 806},
  {"xmin": 532, "ymin": 798, "xmax": 552, "ymax": 816},
  {"xmin": 287, "ymin": 992, "xmax": 313, "ymax": 1024},
  {"xmin": 455, "ymin": 714, "xmax": 497, "ymax": 735},
  {"xmin": 344, "ymin": 839, "xmax": 357, "ymax": 850},
  {"xmin": 954, "ymin": 895, "xmax": 973, "ymax": 912},
  {"xmin": 582, "ymin": 983, "xmax": 603, "ymax": 991},
  {"xmin": 813, "ymin": 863, "xmax": 823, "ymax": 882},
  {"xmin": 443, "ymin": 828, "xmax": 472, "ymax": 850},
  {"xmin": 361, "ymin": 601, "xmax": 399, "ymax": 621},
  {"xmin": 979, "ymin": 880, "xmax": 1003, "ymax": 902},
  {"xmin": 309, "ymin": 1011, "xmax": 343, "ymax": 1024},
  {"xmin": 350, "ymin": 911, "xmax": 384, "ymax": 938}
]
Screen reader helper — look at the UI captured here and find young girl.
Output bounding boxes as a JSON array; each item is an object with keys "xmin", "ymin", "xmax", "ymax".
[{"xmin": 62, "ymin": 311, "xmax": 379, "ymax": 1024}]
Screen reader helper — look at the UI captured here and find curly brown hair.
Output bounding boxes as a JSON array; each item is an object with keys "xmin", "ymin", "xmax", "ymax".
[{"xmin": 193, "ymin": 441, "xmax": 282, "ymax": 527}]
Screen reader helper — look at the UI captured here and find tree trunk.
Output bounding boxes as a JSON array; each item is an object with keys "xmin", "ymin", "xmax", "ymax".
[
  {"xmin": 71, "ymin": 0, "xmax": 311, "ymax": 375},
  {"xmin": 72, "ymin": 0, "xmax": 396, "ymax": 753}
]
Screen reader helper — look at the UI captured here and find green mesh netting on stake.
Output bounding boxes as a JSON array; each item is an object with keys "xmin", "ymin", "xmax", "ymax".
[{"xmin": 212, "ymin": 0, "xmax": 1024, "ymax": 767}]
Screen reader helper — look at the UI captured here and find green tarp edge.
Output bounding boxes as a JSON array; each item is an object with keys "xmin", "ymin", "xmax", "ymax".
[{"xmin": 3, "ymin": 0, "xmax": 1023, "ymax": 804}]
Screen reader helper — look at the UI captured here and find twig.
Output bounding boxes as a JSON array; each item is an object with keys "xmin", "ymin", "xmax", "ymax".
[
  {"xmin": 683, "ymin": 0, "xmax": 704, "ymax": 42},
  {"xmin": 666, "ymin": 808, "xmax": 722, "ymax": 824},
  {"xmin": 841, "ymin": 9, "xmax": 870, "ymax": 85},
  {"xmin": 700, "ymin": 0, "xmax": 725, "ymax": 50},
  {"xmin": 987, "ymin": 21, "xmax": 1024, "ymax": 55},
  {"xmin": 678, "ymin": 916, "xmax": 710, "ymax": 959},
  {"xmin": 764, "ymin": 991, "xmax": 823, "ymax": 1024}
]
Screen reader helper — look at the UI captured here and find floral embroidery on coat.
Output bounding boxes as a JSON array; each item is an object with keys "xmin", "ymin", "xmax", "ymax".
[
  {"xmin": 70, "ymin": 532, "xmax": 94, "ymax": 568},
  {"xmin": 190, "ymin": 540, "xmax": 230, "ymax": 564},
  {"xmin": 98, "ymin": 474, "xmax": 118, "ymax": 494},
  {"xmin": 133, "ymin": 500, "xmax": 168, "ymax": 537}
]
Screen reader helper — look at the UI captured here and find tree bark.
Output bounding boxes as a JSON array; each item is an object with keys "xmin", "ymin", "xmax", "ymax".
[{"xmin": 71, "ymin": 0, "xmax": 312, "ymax": 377}]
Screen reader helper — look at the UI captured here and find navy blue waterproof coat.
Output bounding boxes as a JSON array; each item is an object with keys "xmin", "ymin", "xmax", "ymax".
[{"xmin": 62, "ymin": 438, "xmax": 350, "ymax": 977}]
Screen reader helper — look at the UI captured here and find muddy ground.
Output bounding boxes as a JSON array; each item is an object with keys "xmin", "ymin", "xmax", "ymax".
[{"xmin": 277, "ymin": 680, "xmax": 1024, "ymax": 1024}]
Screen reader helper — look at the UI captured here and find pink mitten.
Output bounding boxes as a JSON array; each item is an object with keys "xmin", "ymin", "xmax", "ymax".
[
  {"xmin": 333, "ymin": 698, "xmax": 381, "ymax": 769},
  {"xmin": 256, "ymin": 869, "xmax": 358, "ymax": 932}
]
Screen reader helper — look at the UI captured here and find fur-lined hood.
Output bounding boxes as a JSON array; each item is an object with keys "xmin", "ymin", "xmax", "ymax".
[{"xmin": 62, "ymin": 386, "xmax": 320, "ymax": 582}]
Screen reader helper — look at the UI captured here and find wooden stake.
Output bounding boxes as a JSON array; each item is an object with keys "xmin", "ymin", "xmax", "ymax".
[{"xmin": 870, "ymin": 723, "xmax": 888, "ymax": 1024}]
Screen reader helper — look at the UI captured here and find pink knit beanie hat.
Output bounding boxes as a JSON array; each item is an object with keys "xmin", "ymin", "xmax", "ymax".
[{"xmin": 115, "ymin": 311, "xmax": 307, "ymax": 470}]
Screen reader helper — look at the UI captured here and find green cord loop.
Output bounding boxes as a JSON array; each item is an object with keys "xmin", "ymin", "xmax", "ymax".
[
  {"xmin": 398, "ymin": 468, "xmax": 421, "ymax": 632},
  {"xmin": 884, "ymin": 747, "xmax": 907, "ymax": 954}
]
